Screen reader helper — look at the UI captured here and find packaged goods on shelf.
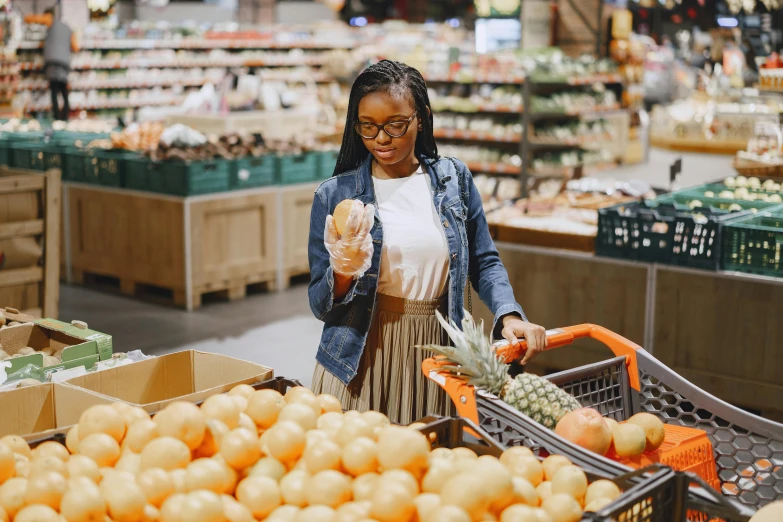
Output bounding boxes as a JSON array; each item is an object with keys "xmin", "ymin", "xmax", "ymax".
[{"xmin": 530, "ymin": 89, "xmax": 619, "ymax": 115}]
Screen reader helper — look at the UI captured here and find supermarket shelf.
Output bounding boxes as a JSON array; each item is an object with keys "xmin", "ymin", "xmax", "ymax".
[
  {"xmin": 464, "ymin": 162, "xmax": 520, "ymax": 175},
  {"xmin": 432, "ymin": 103, "xmax": 524, "ymax": 114},
  {"xmin": 650, "ymin": 135, "xmax": 747, "ymax": 155},
  {"xmin": 529, "ymin": 105, "xmax": 624, "ymax": 121},
  {"xmin": 20, "ymin": 58, "xmax": 325, "ymax": 72},
  {"xmin": 18, "ymin": 72, "xmax": 332, "ymax": 92},
  {"xmin": 18, "ymin": 39, "xmax": 352, "ymax": 51},
  {"xmin": 19, "ymin": 78, "xmax": 210, "ymax": 91},
  {"xmin": 433, "ymin": 128, "xmax": 521, "ymax": 143},
  {"xmin": 528, "ymin": 162, "xmax": 619, "ymax": 177},
  {"xmin": 753, "ymin": 84, "xmax": 783, "ymax": 94},
  {"xmin": 25, "ymin": 97, "xmax": 184, "ymax": 112},
  {"xmin": 529, "ymin": 73, "xmax": 624, "ymax": 86},
  {"xmin": 528, "ymin": 133, "xmax": 614, "ymax": 149},
  {"xmin": 424, "ymin": 74, "xmax": 525, "ymax": 85}
]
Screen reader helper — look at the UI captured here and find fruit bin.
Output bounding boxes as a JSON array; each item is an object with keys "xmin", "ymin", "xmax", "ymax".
[
  {"xmin": 596, "ymin": 198, "xmax": 783, "ymax": 270},
  {"xmin": 416, "ymin": 416, "xmax": 747, "ymax": 522},
  {"xmin": 423, "ymin": 324, "xmax": 783, "ymax": 513},
  {"xmin": 720, "ymin": 206, "xmax": 783, "ymax": 277}
]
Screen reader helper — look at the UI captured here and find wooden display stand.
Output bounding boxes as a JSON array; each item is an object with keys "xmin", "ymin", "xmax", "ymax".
[
  {"xmin": 65, "ymin": 185, "xmax": 279, "ymax": 310},
  {"xmin": 63, "ymin": 182, "xmax": 320, "ymax": 310},
  {"xmin": 0, "ymin": 166, "xmax": 60, "ymax": 318},
  {"xmin": 281, "ymin": 184, "xmax": 317, "ymax": 288}
]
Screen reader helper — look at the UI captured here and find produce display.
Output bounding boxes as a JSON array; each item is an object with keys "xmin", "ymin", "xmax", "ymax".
[{"xmin": 0, "ymin": 385, "xmax": 631, "ymax": 522}]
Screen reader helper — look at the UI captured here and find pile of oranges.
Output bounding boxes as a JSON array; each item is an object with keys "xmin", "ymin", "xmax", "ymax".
[{"xmin": 0, "ymin": 384, "xmax": 626, "ymax": 522}]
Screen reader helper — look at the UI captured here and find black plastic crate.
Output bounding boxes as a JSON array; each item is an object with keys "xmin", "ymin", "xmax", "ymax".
[
  {"xmin": 721, "ymin": 206, "xmax": 783, "ymax": 277},
  {"xmin": 416, "ymin": 416, "xmax": 688, "ymax": 521},
  {"xmin": 596, "ymin": 199, "xmax": 756, "ymax": 269}
]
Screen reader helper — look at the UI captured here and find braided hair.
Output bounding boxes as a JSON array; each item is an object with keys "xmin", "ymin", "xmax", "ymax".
[{"xmin": 334, "ymin": 60, "xmax": 438, "ymax": 175}]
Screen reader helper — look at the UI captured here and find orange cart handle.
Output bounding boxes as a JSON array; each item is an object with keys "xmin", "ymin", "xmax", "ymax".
[
  {"xmin": 422, "ymin": 324, "xmax": 644, "ymax": 423},
  {"xmin": 494, "ymin": 324, "xmax": 642, "ymax": 391}
]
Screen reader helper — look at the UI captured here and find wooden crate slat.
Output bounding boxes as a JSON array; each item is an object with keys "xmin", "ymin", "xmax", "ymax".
[
  {"xmin": 0, "ymin": 267, "xmax": 44, "ymax": 286},
  {"xmin": 0, "ymin": 219, "xmax": 45, "ymax": 240},
  {"xmin": 0, "ymin": 175, "xmax": 47, "ymax": 194}
]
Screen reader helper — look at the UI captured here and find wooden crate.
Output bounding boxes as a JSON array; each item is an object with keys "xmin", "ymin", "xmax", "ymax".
[
  {"xmin": 281, "ymin": 183, "xmax": 318, "ymax": 287},
  {"xmin": 0, "ymin": 166, "xmax": 60, "ymax": 318},
  {"xmin": 65, "ymin": 185, "xmax": 278, "ymax": 310}
]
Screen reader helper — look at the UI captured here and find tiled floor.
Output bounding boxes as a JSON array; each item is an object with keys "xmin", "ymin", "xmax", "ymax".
[{"xmin": 58, "ymin": 148, "xmax": 738, "ymax": 386}]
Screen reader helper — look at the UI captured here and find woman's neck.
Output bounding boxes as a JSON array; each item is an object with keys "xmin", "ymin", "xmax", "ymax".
[{"xmin": 372, "ymin": 156, "xmax": 420, "ymax": 180}]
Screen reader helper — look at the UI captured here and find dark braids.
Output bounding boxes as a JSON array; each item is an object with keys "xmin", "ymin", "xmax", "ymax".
[{"xmin": 333, "ymin": 60, "xmax": 438, "ymax": 175}]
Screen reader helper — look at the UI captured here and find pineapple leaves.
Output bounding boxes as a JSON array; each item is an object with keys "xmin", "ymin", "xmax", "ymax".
[{"xmin": 416, "ymin": 309, "xmax": 510, "ymax": 395}]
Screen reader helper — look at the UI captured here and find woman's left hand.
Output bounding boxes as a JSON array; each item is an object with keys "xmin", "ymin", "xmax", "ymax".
[{"xmin": 501, "ymin": 316, "xmax": 547, "ymax": 365}]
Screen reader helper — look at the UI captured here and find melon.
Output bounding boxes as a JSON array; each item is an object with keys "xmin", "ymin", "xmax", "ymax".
[{"xmin": 555, "ymin": 408, "xmax": 612, "ymax": 456}]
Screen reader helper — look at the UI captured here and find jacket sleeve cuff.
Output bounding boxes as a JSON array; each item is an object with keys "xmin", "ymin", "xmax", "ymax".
[
  {"xmin": 492, "ymin": 303, "xmax": 528, "ymax": 340},
  {"xmin": 316, "ymin": 267, "xmax": 361, "ymax": 319}
]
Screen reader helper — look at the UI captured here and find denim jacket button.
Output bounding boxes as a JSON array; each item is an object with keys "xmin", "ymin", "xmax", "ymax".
[
  {"xmin": 443, "ymin": 221, "xmax": 449, "ymax": 228},
  {"xmin": 451, "ymin": 253, "xmax": 457, "ymax": 259}
]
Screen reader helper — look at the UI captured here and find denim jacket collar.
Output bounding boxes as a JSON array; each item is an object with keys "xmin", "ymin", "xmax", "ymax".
[{"xmin": 354, "ymin": 154, "xmax": 450, "ymax": 201}]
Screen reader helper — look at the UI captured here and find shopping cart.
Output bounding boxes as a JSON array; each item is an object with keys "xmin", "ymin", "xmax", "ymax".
[{"xmin": 422, "ymin": 323, "xmax": 783, "ymax": 513}]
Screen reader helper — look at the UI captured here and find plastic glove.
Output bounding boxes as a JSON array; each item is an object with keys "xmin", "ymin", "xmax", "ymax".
[{"xmin": 324, "ymin": 200, "xmax": 375, "ymax": 279}]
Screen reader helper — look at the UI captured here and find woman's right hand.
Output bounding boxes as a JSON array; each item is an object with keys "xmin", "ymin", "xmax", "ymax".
[{"xmin": 324, "ymin": 200, "xmax": 375, "ymax": 279}]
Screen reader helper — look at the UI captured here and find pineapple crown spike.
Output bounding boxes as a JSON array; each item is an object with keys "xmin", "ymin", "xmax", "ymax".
[{"xmin": 417, "ymin": 309, "xmax": 510, "ymax": 394}]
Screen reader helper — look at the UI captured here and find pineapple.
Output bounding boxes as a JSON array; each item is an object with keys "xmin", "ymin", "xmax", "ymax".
[{"xmin": 421, "ymin": 310, "xmax": 581, "ymax": 429}]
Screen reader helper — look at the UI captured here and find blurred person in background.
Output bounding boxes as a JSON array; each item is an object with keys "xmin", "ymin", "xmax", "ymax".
[{"xmin": 41, "ymin": 7, "xmax": 78, "ymax": 121}]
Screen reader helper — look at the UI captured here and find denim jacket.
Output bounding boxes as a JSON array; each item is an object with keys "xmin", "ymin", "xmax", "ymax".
[{"xmin": 308, "ymin": 154, "xmax": 527, "ymax": 385}]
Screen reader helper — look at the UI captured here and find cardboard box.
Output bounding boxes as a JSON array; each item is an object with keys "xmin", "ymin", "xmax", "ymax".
[
  {"xmin": 2, "ymin": 319, "xmax": 113, "ymax": 377},
  {"xmin": 0, "ymin": 383, "xmax": 115, "ymax": 439},
  {"xmin": 64, "ymin": 350, "xmax": 274, "ymax": 414}
]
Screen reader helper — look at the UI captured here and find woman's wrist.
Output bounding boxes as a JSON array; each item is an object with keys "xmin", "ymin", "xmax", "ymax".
[{"xmin": 501, "ymin": 313, "xmax": 523, "ymax": 327}]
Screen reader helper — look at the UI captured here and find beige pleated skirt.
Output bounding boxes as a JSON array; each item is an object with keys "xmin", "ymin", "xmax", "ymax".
[{"xmin": 311, "ymin": 293, "xmax": 457, "ymax": 425}]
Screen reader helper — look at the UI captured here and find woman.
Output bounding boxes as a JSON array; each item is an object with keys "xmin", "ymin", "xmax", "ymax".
[{"xmin": 308, "ymin": 60, "xmax": 546, "ymax": 425}]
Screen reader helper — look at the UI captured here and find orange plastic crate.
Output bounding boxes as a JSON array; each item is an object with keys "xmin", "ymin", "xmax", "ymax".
[{"xmin": 605, "ymin": 424, "xmax": 720, "ymax": 491}]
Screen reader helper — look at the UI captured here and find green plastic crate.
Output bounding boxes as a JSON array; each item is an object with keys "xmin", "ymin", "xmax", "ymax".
[
  {"xmin": 277, "ymin": 152, "xmax": 319, "ymax": 185},
  {"xmin": 721, "ymin": 205, "xmax": 783, "ymax": 277},
  {"xmin": 231, "ymin": 156, "xmax": 277, "ymax": 189},
  {"xmin": 60, "ymin": 147, "xmax": 92, "ymax": 183},
  {"xmin": 87, "ymin": 149, "xmax": 139, "ymax": 187},
  {"xmin": 124, "ymin": 157, "xmax": 231, "ymax": 196},
  {"xmin": 669, "ymin": 182, "xmax": 783, "ymax": 210},
  {"xmin": 317, "ymin": 150, "xmax": 339, "ymax": 180}
]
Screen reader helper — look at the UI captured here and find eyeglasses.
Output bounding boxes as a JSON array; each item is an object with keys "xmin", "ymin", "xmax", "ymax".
[{"xmin": 354, "ymin": 114, "xmax": 417, "ymax": 139}]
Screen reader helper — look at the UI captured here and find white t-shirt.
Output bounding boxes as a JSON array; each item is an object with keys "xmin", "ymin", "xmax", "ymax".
[{"xmin": 372, "ymin": 166, "xmax": 450, "ymax": 300}]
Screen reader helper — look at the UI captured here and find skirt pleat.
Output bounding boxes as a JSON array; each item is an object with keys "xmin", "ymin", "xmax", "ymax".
[{"xmin": 311, "ymin": 293, "xmax": 456, "ymax": 425}]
